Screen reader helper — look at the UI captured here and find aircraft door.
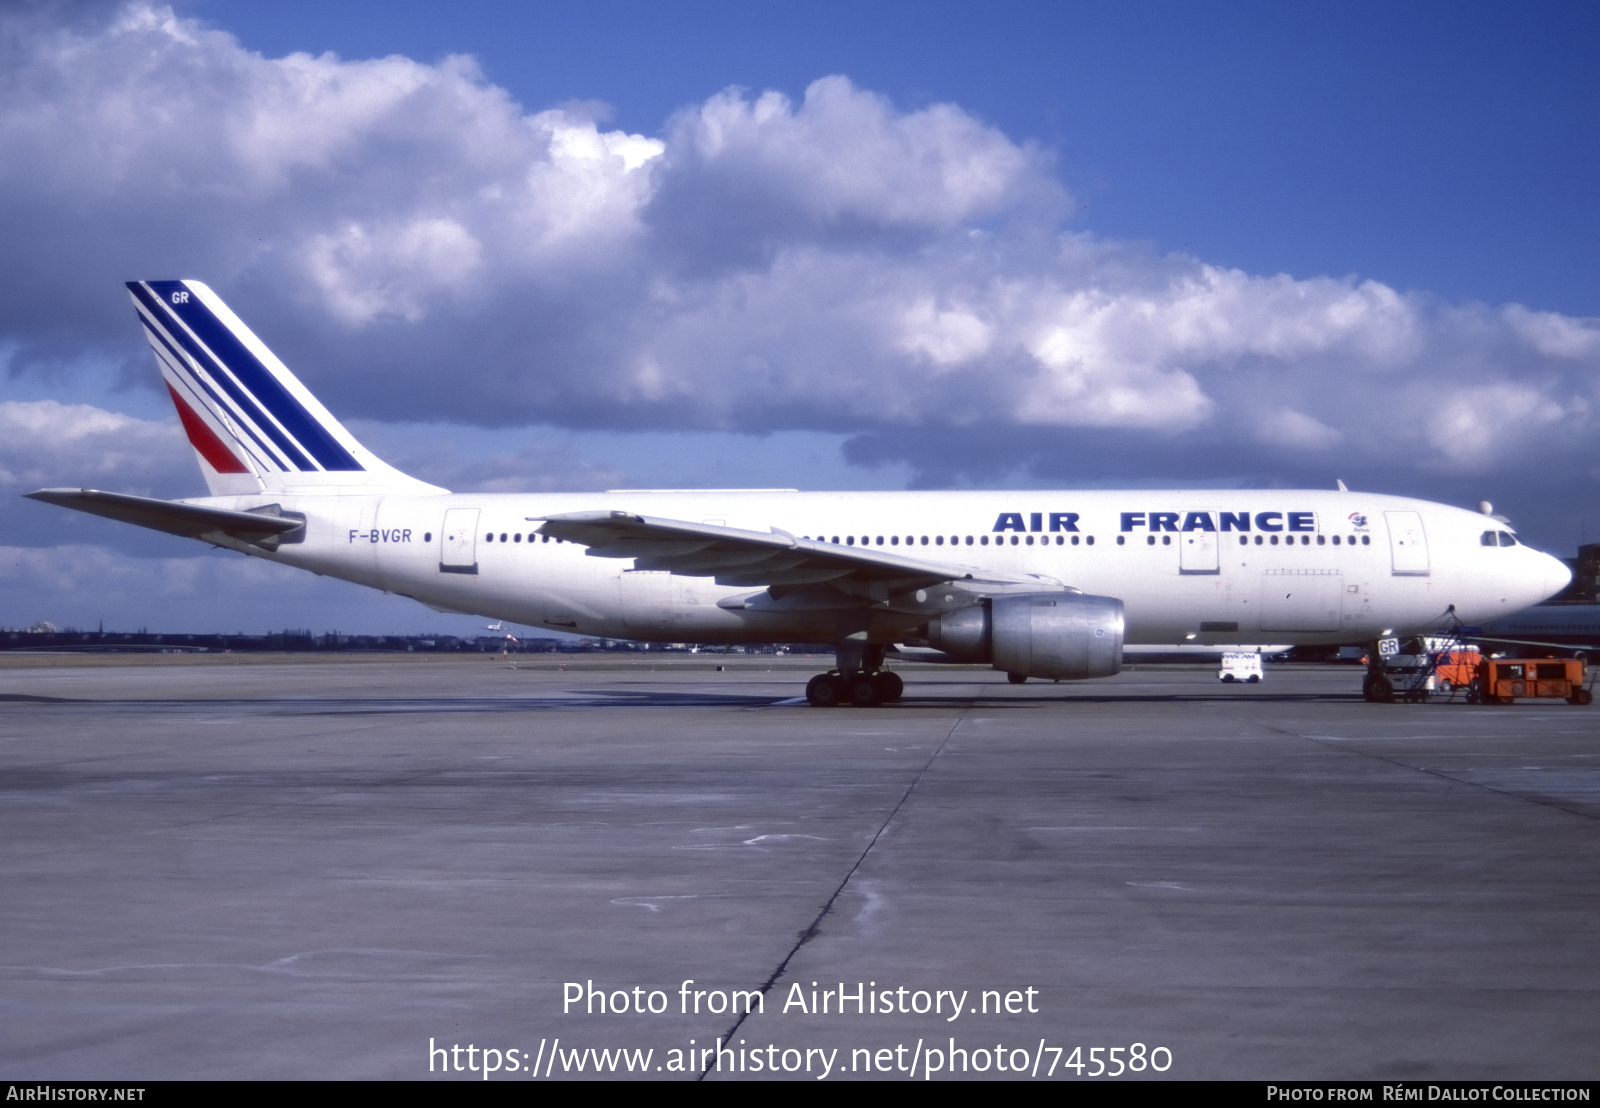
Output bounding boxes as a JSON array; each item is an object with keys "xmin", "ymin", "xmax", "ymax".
[
  {"xmin": 1385, "ymin": 510, "xmax": 1430, "ymax": 576},
  {"xmin": 440, "ymin": 508, "xmax": 480, "ymax": 575},
  {"xmin": 1179, "ymin": 512, "xmax": 1220, "ymax": 574}
]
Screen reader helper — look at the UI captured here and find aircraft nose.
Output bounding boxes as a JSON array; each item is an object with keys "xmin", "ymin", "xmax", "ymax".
[{"xmin": 1538, "ymin": 550, "xmax": 1573, "ymax": 601}]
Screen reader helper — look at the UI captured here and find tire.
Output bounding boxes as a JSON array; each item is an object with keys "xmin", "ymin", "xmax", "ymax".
[
  {"xmin": 806, "ymin": 674, "xmax": 843, "ymax": 707},
  {"xmin": 1364, "ymin": 675, "xmax": 1395, "ymax": 703},
  {"xmin": 1221, "ymin": 674, "xmax": 1236, "ymax": 683},
  {"xmin": 1007, "ymin": 672, "xmax": 1027, "ymax": 684},
  {"xmin": 1246, "ymin": 674, "xmax": 1260, "ymax": 684},
  {"xmin": 1568, "ymin": 688, "xmax": 1593, "ymax": 706},
  {"xmin": 847, "ymin": 675, "xmax": 881, "ymax": 707},
  {"xmin": 1439, "ymin": 680, "xmax": 1453, "ymax": 692},
  {"xmin": 873, "ymin": 671, "xmax": 904, "ymax": 703}
]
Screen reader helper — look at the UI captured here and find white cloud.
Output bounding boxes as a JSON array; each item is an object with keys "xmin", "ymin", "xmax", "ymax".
[
  {"xmin": 1256, "ymin": 408, "xmax": 1343, "ymax": 450},
  {"xmin": 0, "ymin": 399, "xmax": 186, "ymax": 492},
  {"xmin": 0, "ymin": 541, "xmax": 492, "ymax": 633},
  {"xmin": 0, "ymin": 0, "xmax": 1596, "ymax": 489},
  {"xmin": 1426, "ymin": 385, "xmax": 1574, "ymax": 466}
]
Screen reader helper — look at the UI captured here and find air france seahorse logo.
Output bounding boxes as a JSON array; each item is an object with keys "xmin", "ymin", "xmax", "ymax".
[{"xmin": 1348, "ymin": 512, "xmax": 1369, "ymax": 530}]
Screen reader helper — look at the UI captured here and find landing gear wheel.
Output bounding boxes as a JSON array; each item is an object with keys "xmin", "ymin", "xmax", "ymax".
[
  {"xmin": 1007, "ymin": 672, "xmax": 1027, "ymax": 684},
  {"xmin": 847, "ymin": 674, "xmax": 881, "ymax": 707},
  {"xmin": 1567, "ymin": 688, "xmax": 1593, "ymax": 706},
  {"xmin": 806, "ymin": 674, "xmax": 844, "ymax": 707},
  {"xmin": 873, "ymin": 671, "xmax": 904, "ymax": 703},
  {"xmin": 1364, "ymin": 675, "xmax": 1395, "ymax": 703}
]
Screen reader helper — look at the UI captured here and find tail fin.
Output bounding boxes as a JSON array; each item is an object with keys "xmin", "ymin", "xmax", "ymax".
[{"xmin": 126, "ymin": 280, "xmax": 446, "ymax": 497}]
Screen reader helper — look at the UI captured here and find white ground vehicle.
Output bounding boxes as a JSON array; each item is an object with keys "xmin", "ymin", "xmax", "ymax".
[{"xmin": 1219, "ymin": 652, "xmax": 1263, "ymax": 683}]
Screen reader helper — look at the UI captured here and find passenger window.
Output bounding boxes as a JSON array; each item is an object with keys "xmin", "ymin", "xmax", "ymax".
[
  {"xmin": 1362, "ymin": 536, "xmax": 1370, "ymax": 545},
  {"xmin": 965, "ymin": 536, "xmax": 973, "ymax": 545},
  {"xmin": 1332, "ymin": 535, "xmax": 1340, "ymax": 545},
  {"xmin": 1146, "ymin": 535, "xmax": 1155, "ymax": 546},
  {"xmin": 980, "ymin": 536, "xmax": 989, "ymax": 545},
  {"xmin": 1024, "ymin": 536, "xmax": 1032, "ymax": 546},
  {"xmin": 1316, "ymin": 535, "xmax": 1325, "ymax": 545},
  {"xmin": 1117, "ymin": 536, "xmax": 1125, "ymax": 546},
  {"xmin": 936, "ymin": 536, "xmax": 945, "ymax": 545},
  {"xmin": 1269, "ymin": 536, "xmax": 1278, "ymax": 545},
  {"xmin": 1162, "ymin": 535, "xmax": 1171, "ymax": 545},
  {"xmin": 1086, "ymin": 536, "xmax": 1094, "ymax": 545},
  {"xmin": 424, "ymin": 532, "xmax": 432, "ymax": 542},
  {"xmin": 1071, "ymin": 536, "xmax": 1080, "ymax": 546},
  {"xmin": 890, "ymin": 535, "xmax": 898, "ymax": 545},
  {"xmin": 1010, "ymin": 536, "xmax": 1019, "ymax": 545},
  {"xmin": 1254, "ymin": 535, "xmax": 1263, "ymax": 545}
]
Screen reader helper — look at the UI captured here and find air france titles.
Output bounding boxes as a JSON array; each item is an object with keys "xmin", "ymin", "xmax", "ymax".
[
  {"xmin": 1117, "ymin": 511, "xmax": 1317, "ymax": 534},
  {"xmin": 989, "ymin": 511, "xmax": 1321, "ymax": 534}
]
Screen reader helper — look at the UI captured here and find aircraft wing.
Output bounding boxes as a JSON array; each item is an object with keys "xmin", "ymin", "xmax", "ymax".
[
  {"xmin": 25, "ymin": 488, "xmax": 304, "ymax": 546},
  {"xmin": 534, "ymin": 510, "xmax": 1047, "ymax": 595}
]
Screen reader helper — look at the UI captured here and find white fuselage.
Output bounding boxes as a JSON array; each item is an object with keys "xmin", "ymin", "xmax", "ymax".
[{"xmin": 194, "ymin": 488, "xmax": 1571, "ymax": 648}]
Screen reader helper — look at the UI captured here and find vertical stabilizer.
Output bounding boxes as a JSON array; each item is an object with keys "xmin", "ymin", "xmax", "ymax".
[{"xmin": 126, "ymin": 280, "xmax": 446, "ymax": 497}]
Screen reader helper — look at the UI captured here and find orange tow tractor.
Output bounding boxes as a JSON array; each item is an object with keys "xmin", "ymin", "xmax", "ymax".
[{"xmin": 1468, "ymin": 658, "xmax": 1593, "ymax": 705}]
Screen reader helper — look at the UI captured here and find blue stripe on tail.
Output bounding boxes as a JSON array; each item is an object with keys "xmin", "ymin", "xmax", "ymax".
[{"xmin": 134, "ymin": 281, "xmax": 362, "ymax": 472}]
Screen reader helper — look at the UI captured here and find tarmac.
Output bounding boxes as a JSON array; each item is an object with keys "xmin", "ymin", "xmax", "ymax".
[{"xmin": 0, "ymin": 653, "xmax": 1596, "ymax": 1081}]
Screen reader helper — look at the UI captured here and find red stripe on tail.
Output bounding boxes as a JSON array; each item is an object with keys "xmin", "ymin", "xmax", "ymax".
[{"xmin": 165, "ymin": 383, "xmax": 250, "ymax": 474}]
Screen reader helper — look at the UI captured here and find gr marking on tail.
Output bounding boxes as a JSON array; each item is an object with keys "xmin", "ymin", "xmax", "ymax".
[{"xmin": 26, "ymin": 280, "xmax": 1574, "ymax": 706}]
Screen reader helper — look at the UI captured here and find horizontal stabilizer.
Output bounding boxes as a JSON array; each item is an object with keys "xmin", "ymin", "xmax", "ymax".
[{"xmin": 26, "ymin": 488, "xmax": 305, "ymax": 549}]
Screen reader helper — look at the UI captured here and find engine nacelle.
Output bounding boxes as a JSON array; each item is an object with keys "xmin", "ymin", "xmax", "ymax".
[{"xmin": 926, "ymin": 593, "xmax": 1124, "ymax": 680}]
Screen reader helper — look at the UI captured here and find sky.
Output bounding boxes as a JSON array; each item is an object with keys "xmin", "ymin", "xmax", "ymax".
[{"xmin": 1, "ymin": 0, "xmax": 1598, "ymax": 634}]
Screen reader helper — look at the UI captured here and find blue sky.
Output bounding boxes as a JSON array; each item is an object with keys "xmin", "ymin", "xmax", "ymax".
[
  {"xmin": 195, "ymin": 0, "xmax": 1600, "ymax": 312},
  {"xmin": 1, "ymin": 0, "xmax": 1598, "ymax": 633}
]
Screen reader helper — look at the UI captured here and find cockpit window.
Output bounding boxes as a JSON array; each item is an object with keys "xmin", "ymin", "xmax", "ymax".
[
  {"xmin": 1498, "ymin": 531, "xmax": 1518, "ymax": 547},
  {"xmin": 1481, "ymin": 531, "xmax": 1497, "ymax": 547}
]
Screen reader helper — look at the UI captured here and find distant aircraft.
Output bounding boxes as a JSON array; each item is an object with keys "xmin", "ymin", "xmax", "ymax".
[
  {"xmin": 1466, "ymin": 605, "xmax": 1600, "ymax": 655},
  {"xmin": 27, "ymin": 281, "xmax": 1572, "ymax": 705}
]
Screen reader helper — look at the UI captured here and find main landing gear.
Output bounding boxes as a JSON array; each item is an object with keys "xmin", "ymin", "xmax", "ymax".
[
  {"xmin": 806, "ymin": 669, "xmax": 904, "ymax": 707},
  {"xmin": 805, "ymin": 641, "xmax": 904, "ymax": 707}
]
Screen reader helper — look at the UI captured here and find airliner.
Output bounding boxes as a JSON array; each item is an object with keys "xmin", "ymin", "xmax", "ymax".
[{"xmin": 26, "ymin": 281, "xmax": 1572, "ymax": 706}]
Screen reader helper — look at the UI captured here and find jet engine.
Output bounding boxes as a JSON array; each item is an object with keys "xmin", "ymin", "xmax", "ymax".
[{"xmin": 926, "ymin": 593, "xmax": 1124, "ymax": 680}]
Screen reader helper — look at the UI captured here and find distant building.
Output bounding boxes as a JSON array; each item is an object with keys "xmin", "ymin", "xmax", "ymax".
[{"xmin": 1546, "ymin": 543, "xmax": 1600, "ymax": 605}]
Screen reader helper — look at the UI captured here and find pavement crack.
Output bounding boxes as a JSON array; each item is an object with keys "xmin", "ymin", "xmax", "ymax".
[
  {"xmin": 699, "ymin": 707, "xmax": 969, "ymax": 1079},
  {"xmin": 1247, "ymin": 719, "xmax": 1600, "ymax": 824}
]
